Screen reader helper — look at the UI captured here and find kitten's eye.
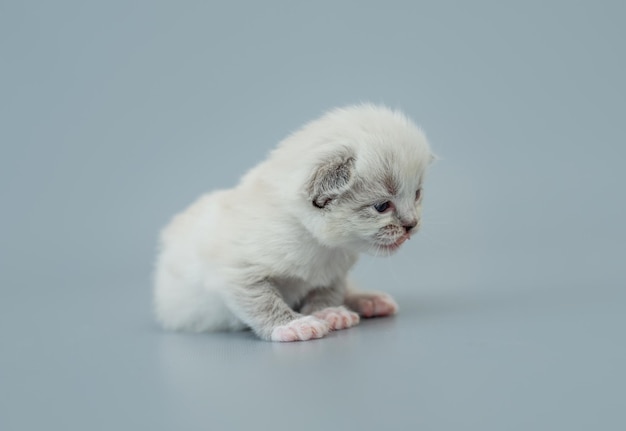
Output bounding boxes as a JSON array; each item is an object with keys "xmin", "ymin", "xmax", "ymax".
[
  {"xmin": 416, "ymin": 188, "xmax": 422, "ymax": 201},
  {"xmin": 374, "ymin": 201, "xmax": 391, "ymax": 213}
]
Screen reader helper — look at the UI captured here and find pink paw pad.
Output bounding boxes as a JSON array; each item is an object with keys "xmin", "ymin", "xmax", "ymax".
[
  {"xmin": 313, "ymin": 306, "xmax": 360, "ymax": 330},
  {"xmin": 354, "ymin": 293, "xmax": 399, "ymax": 318},
  {"xmin": 270, "ymin": 316, "xmax": 330, "ymax": 342}
]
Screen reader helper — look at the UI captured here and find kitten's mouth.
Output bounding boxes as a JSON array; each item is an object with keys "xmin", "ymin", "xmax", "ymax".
[{"xmin": 376, "ymin": 234, "xmax": 410, "ymax": 252}]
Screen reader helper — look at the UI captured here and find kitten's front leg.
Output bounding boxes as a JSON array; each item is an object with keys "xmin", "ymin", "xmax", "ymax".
[
  {"xmin": 344, "ymin": 287, "xmax": 399, "ymax": 318},
  {"xmin": 299, "ymin": 283, "xmax": 360, "ymax": 331},
  {"xmin": 223, "ymin": 280, "xmax": 330, "ymax": 342}
]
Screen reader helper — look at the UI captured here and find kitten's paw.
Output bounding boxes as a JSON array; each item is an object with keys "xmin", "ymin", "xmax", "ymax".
[
  {"xmin": 346, "ymin": 292, "xmax": 399, "ymax": 318},
  {"xmin": 313, "ymin": 306, "xmax": 360, "ymax": 330},
  {"xmin": 270, "ymin": 316, "xmax": 330, "ymax": 342}
]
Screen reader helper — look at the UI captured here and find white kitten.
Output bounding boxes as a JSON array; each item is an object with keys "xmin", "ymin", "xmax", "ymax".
[{"xmin": 154, "ymin": 104, "xmax": 433, "ymax": 341}]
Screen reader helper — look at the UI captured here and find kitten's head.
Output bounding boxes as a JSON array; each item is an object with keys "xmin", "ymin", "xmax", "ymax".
[{"xmin": 302, "ymin": 105, "xmax": 434, "ymax": 256}]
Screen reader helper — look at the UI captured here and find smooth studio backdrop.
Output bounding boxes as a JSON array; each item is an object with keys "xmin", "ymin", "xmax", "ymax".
[{"xmin": 1, "ymin": 1, "xmax": 625, "ymax": 430}]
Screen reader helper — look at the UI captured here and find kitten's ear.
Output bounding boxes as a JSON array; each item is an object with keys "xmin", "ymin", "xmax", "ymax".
[{"xmin": 308, "ymin": 153, "xmax": 356, "ymax": 209}]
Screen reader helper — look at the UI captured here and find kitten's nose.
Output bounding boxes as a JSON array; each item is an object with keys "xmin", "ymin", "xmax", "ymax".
[{"xmin": 403, "ymin": 223, "xmax": 416, "ymax": 233}]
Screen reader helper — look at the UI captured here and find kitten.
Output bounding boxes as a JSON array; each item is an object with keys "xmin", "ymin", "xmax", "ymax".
[{"xmin": 154, "ymin": 104, "xmax": 434, "ymax": 341}]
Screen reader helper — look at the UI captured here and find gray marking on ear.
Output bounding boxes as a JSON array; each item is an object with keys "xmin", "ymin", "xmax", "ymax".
[{"xmin": 308, "ymin": 154, "xmax": 356, "ymax": 209}]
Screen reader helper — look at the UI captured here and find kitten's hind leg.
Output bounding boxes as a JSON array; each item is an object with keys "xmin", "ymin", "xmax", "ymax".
[
  {"xmin": 222, "ymin": 280, "xmax": 329, "ymax": 342},
  {"xmin": 299, "ymin": 284, "xmax": 360, "ymax": 331},
  {"xmin": 344, "ymin": 288, "xmax": 399, "ymax": 318}
]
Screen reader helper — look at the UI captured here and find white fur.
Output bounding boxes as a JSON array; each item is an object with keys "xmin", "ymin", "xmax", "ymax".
[{"xmin": 154, "ymin": 104, "xmax": 432, "ymax": 341}]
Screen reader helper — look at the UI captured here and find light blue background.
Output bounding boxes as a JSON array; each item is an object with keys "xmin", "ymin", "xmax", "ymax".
[{"xmin": 1, "ymin": 1, "xmax": 624, "ymax": 430}]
